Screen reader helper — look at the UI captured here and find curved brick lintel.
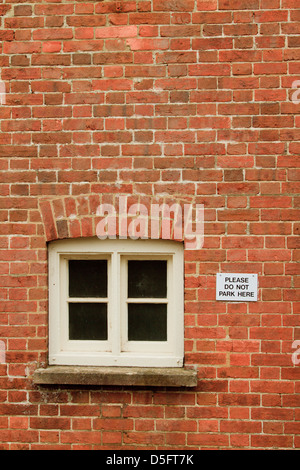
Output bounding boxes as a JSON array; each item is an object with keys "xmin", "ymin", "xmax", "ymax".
[{"xmin": 39, "ymin": 193, "xmax": 200, "ymax": 244}]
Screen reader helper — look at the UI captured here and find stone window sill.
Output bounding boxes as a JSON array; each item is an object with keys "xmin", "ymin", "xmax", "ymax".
[{"xmin": 33, "ymin": 366, "xmax": 197, "ymax": 388}]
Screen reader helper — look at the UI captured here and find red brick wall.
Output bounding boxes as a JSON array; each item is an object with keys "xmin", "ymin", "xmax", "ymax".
[{"xmin": 0, "ymin": 0, "xmax": 299, "ymax": 450}]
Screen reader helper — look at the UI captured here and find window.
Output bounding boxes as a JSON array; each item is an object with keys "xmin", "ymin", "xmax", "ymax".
[{"xmin": 48, "ymin": 238, "xmax": 184, "ymax": 368}]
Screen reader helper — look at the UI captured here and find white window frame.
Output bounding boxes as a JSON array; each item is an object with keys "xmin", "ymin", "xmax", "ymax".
[{"xmin": 48, "ymin": 237, "xmax": 184, "ymax": 368}]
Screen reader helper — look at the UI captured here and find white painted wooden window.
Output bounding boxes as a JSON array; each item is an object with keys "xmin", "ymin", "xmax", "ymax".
[{"xmin": 49, "ymin": 238, "xmax": 184, "ymax": 367}]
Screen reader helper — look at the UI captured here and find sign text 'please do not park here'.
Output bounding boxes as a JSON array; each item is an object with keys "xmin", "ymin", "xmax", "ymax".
[{"xmin": 216, "ymin": 273, "xmax": 258, "ymax": 302}]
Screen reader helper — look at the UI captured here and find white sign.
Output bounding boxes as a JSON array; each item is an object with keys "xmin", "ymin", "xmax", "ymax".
[{"xmin": 216, "ymin": 273, "xmax": 258, "ymax": 302}]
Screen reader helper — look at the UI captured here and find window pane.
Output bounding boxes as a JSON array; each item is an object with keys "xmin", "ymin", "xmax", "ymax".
[
  {"xmin": 128, "ymin": 260, "xmax": 167, "ymax": 298},
  {"xmin": 69, "ymin": 303, "xmax": 107, "ymax": 340},
  {"xmin": 128, "ymin": 303, "xmax": 167, "ymax": 341},
  {"xmin": 69, "ymin": 260, "xmax": 107, "ymax": 298}
]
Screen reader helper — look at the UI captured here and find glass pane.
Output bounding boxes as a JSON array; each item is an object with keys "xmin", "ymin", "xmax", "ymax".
[
  {"xmin": 69, "ymin": 303, "xmax": 107, "ymax": 340},
  {"xmin": 128, "ymin": 260, "xmax": 167, "ymax": 298},
  {"xmin": 69, "ymin": 260, "xmax": 107, "ymax": 298},
  {"xmin": 128, "ymin": 303, "xmax": 167, "ymax": 341}
]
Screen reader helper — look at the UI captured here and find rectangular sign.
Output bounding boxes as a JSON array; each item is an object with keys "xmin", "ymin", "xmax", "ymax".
[{"xmin": 216, "ymin": 273, "xmax": 258, "ymax": 302}]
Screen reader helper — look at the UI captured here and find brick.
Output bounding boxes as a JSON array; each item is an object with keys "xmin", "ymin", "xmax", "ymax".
[
  {"xmin": 153, "ymin": 0, "xmax": 195, "ymax": 11},
  {"xmin": 251, "ymin": 435, "xmax": 293, "ymax": 449},
  {"xmin": 219, "ymin": 0, "xmax": 259, "ymax": 9},
  {"xmin": 127, "ymin": 38, "xmax": 169, "ymax": 50},
  {"xmin": 39, "ymin": 201, "xmax": 57, "ymax": 241},
  {"xmin": 129, "ymin": 13, "xmax": 170, "ymax": 24},
  {"xmin": 95, "ymin": 25, "xmax": 137, "ymax": 38}
]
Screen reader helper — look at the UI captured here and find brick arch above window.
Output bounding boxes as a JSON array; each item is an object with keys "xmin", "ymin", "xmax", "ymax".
[
  {"xmin": 39, "ymin": 193, "xmax": 200, "ymax": 245},
  {"xmin": 40, "ymin": 194, "xmax": 102, "ymax": 242}
]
